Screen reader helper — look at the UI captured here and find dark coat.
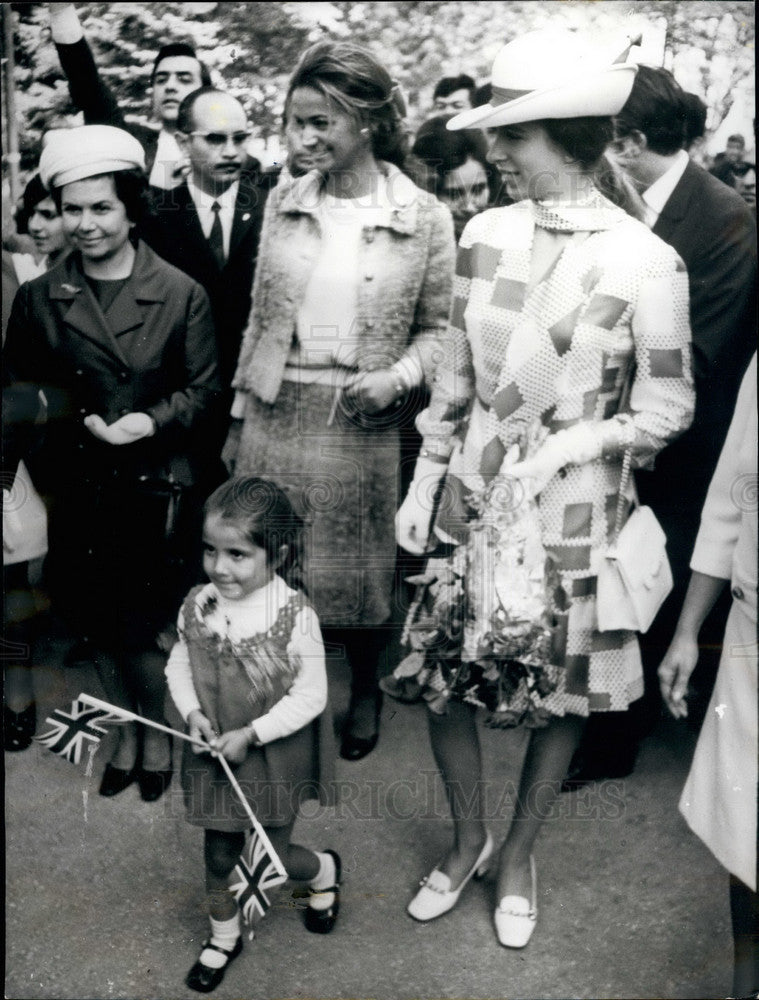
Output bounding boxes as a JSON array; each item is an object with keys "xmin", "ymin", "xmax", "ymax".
[
  {"xmin": 4, "ymin": 240, "xmax": 221, "ymax": 493},
  {"xmin": 141, "ymin": 174, "xmax": 270, "ymax": 390},
  {"xmin": 4, "ymin": 241, "xmax": 222, "ymax": 645},
  {"xmin": 638, "ymin": 159, "xmax": 757, "ymax": 590}
]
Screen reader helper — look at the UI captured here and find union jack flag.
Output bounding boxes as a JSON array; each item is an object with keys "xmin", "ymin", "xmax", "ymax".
[
  {"xmin": 34, "ymin": 698, "xmax": 126, "ymax": 764},
  {"xmin": 229, "ymin": 828, "xmax": 288, "ymax": 929}
]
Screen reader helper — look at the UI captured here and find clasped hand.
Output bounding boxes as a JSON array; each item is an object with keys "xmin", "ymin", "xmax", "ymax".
[
  {"xmin": 187, "ymin": 709, "xmax": 251, "ymax": 765},
  {"xmin": 342, "ymin": 369, "xmax": 401, "ymax": 414},
  {"xmin": 84, "ymin": 412, "xmax": 155, "ymax": 445}
]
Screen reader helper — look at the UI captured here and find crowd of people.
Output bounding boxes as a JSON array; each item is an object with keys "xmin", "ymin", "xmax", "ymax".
[{"xmin": 2, "ymin": 6, "xmax": 757, "ymax": 998}]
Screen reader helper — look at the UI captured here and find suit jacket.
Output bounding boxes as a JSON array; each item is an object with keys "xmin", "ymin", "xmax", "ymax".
[
  {"xmin": 4, "ymin": 240, "xmax": 220, "ymax": 492},
  {"xmin": 636, "ymin": 159, "xmax": 757, "ymax": 583},
  {"xmin": 142, "ymin": 173, "xmax": 270, "ymax": 389}
]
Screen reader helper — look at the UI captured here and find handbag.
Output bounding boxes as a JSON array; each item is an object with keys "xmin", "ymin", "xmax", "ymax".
[
  {"xmin": 596, "ymin": 448, "xmax": 673, "ymax": 633},
  {"xmin": 2, "ymin": 461, "xmax": 48, "ymax": 566}
]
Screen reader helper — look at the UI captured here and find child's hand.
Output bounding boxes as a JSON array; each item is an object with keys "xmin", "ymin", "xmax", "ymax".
[
  {"xmin": 187, "ymin": 710, "xmax": 216, "ymax": 753},
  {"xmin": 213, "ymin": 728, "xmax": 252, "ymax": 765}
]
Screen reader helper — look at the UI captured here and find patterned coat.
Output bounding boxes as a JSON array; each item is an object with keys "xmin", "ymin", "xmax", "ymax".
[
  {"xmin": 232, "ymin": 161, "xmax": 454, "ymax": 402},
  {"xmin": 420, "ymin": 196, "xmax": 695, "ymax": 714}
]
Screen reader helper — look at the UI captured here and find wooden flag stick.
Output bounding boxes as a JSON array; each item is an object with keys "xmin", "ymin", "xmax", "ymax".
[
  {"xmin": 79, "ymin": 693, "xmax": 207, "ymax": 750},
  {"xmin": 215, "ymin": 753, "xmax": 288, "ymax": 880},
  {"xmin": 78, "ymin": 692, "xmax": 288, "ymax": 879}
]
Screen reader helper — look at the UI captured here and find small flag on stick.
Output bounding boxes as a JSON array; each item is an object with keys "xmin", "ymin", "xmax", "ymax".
[
  {"xmin": 229, "ymin": 827, "xmax": 288, "ymax": 932},
  {"xmin": 34, "ymin": 697, "xmax": 127, "ymax": 764}
]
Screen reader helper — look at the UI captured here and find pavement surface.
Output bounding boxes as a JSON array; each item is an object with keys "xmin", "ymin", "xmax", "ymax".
[{"xmin": 5, "ymin": 624, "xmax": 731, "ymax": 1000}]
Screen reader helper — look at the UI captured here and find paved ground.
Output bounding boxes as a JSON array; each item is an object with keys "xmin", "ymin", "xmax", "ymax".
[{"xmin": 5, "ymin": 625, "xmax": 732, "ymax": 1000}]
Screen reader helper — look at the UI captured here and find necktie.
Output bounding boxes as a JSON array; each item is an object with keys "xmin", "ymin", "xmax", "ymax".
[{"xmin": 208, "ymin": 201, "xmax": 225, "ymax": 269}]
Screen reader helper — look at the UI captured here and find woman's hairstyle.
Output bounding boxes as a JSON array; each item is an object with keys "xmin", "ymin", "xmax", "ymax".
[
  {"xmin": 410, "ymin": 115, "xmax": 500, "ymax": 202},
  {"xmin": 284, "ymin": 40, "xmax": 407, "ymax": 168},
  {"xmin": 50, "ymin": 168, "xmax": 151, "ymax": 226},
  {"xmin": 204, "ymin": 476, "xmax": 306, "ymax": 592},
  {"xmin": 15, "ymin": 174, "xmax": 53, "ymax": 235},
  {"xmin": 541, "ymin": 116, "xmax": 615, "ymax": 170},
  {"xmin": 412, "ymin": 116, "xmax": 488, "ymax": 183},
  {"xmin": 536, "ymin": 116, "xmax": 645, "ymax": 220}
]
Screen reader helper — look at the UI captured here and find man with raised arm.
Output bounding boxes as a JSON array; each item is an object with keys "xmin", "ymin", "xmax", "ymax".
[{"xmin": 48, "ymin": 3, "xmax": 211, "ymax": 187}]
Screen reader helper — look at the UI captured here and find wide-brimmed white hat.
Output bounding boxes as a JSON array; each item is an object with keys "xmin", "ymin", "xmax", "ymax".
[
  {"xmin": 448, "ymin": 29, "xmax": 638, "ymax": 131},
  {"xmin": 39, "ymin": 125, "xmax": 146, "ymax": 189}
]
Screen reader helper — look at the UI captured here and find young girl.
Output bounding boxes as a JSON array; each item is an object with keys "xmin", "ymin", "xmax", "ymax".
[{"xmin": 166, "ymin": 476, "xmax": 338, "ymax": 994}]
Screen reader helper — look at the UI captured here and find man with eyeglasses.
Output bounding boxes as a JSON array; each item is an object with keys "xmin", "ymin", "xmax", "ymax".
[
  {"xmin": 49, "ymin": 3, "xmax": 211, "ymax": 187},
  {"xmin": 142, "ymin": 88, "xmax": 270, "ymax": 405}
]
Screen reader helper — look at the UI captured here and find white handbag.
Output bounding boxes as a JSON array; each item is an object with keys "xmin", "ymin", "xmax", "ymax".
[
  {"xmin": 596, "ymin": 449, "xmax": 673, "ymax": 633},
  {"xmin": 2, "ymin": 461, "xmax": 48, "ymax": 566}
]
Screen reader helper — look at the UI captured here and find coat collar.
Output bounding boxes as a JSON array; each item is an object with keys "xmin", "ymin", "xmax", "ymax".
[
  {"xmin": 47, "ymin": 241, "xmax": 166, "ymax": 362},
  {"xmin": 276, "ymin": 161, "xmax": 421, "ymax": 235}
]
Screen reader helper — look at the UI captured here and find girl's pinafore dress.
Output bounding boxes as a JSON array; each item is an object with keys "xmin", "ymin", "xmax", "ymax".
[{"xmin": 179, "ymin": 585, "xmax": 335, "ymax": 832}]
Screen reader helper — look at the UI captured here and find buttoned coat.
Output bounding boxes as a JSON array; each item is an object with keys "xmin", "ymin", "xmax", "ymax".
[
  {"xmin": 4, "ymin": 240, "xmax": 220, "ymax": 492},
  {"xmin": 232, "ymin": 162, "xmax": 455, "ymax": 402}
]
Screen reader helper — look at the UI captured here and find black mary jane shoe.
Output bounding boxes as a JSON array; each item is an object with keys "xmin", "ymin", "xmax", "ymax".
[
  {"xmin": 99, "ymin": 762, "xmax": 138, "ymax": 797},
  {"xmin": 4, "ymin": 702, "xmax": 37, "ymax": 752},
  {"xmin": 137, "ymin": 767, "xmax": 173, "ymax": 802},
  {"xmin": 305, "ymin": 849, "xmax": 342, "ymax": 934},
  {"xmin": 185, "ymin": 937, "xmax": 243, "ymax": 993}
]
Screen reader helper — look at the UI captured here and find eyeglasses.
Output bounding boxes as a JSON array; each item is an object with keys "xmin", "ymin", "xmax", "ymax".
[{"xmin": 187, "ymin": 131, "xmax": 251, "ymax": 147}]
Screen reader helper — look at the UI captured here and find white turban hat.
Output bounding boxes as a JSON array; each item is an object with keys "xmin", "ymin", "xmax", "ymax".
[{"xmin": 38, "ymin": 125, "xmax": 146, "ymax": 189}]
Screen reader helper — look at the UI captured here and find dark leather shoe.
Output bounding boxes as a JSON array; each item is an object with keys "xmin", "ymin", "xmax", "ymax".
[
  {"xmin": 560, "ymin": 754, "xmax": 635, "ymax": 793},
  {"xmin": 4, "ymin": 702, "xmax": 37, "ymax": 752},
  {"xmin": 137, "ymin": 768, "xmax": 172, "ymax": 802},
  {"xmin": 340, "ymin": 690, "xmax": 382, "ymax": 761},
  {"xmin": 340, "ymin": 731, "xmax": 378, "ymax": 761},
  {"xmin": 99, "ymin": 763, "xmax": 138, "ymax": 797},
  {"xmin": 305, "ymin": 849, "xmax": 341, "ymax": 934},
  {"xmin": 186, "ymin": 937, "xmax": 242, "ymax": 993}
]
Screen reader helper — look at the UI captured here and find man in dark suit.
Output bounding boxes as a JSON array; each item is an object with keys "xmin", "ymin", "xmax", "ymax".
[
  {"xmin": 141, "ymin": 88, "xmax": 270, "ymax": 398},
  {"xmin": 565, "ymin": 65, "xmax": 757, "ymax": 786},
  {"xmin": 50, "ymin": 3, "xmax": 211, "ymax": 187}
]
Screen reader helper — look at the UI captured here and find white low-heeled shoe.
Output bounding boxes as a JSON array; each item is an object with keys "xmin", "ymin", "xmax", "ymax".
[
  {"xmin": 407, "ymin": 833, "xmax": 493, "ymax": 922},
  {"xmin": 494, "ymin": 855, "xmax": 537, "ymax": 948}
]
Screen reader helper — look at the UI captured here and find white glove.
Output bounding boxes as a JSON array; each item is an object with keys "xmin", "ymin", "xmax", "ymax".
[
  {"xmin": 84, "ymin": 412, "xmax": 155, "ymax": 445},
  {"xmin": 395, "ymin": 456, "xmax": 447, "ymax": 555},
  {"xmin": 503, "ymin": 423, "xmax": 601, "ymax": 499}
]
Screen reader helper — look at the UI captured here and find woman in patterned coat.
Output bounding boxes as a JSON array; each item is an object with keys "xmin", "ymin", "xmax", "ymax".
[
  {"xmin": 226, "ymin": 41, "xmax": 454, "ymax": 761},
  {"xmin": 394, "ymin": 30, "xmax": 695, "ymax": 947}
]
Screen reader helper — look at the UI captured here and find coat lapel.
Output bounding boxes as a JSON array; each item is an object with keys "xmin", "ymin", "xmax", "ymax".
[
  {"xmin": 49, "ymin": 258, "xmax": 129, "ymax": 365},
  {"xmin": 49, "ymin": 243, "xmax": 166, "ymax": 366}
]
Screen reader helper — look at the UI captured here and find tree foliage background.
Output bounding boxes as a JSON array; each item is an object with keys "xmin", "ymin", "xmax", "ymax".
[{"xmin": 4, "ymin": 0, "xmax": 756, "ymax": 173}]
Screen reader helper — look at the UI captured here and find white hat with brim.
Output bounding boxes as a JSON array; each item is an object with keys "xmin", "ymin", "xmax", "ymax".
[
  {"xmin": 38, "ymin": 125, "xmax": 146, "ymax": 189},
  {"xmin": 448, "ymin": 29, "xmax": 638, "ymax": 131}
]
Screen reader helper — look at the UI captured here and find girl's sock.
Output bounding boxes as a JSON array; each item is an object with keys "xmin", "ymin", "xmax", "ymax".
[
  {"xmin": 308, "ymin": 851, "xmax": 337, "ymax": 911},
  {"xmin": 200, "ymin": 913, "xmax": 241, "ymax": 969}
]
